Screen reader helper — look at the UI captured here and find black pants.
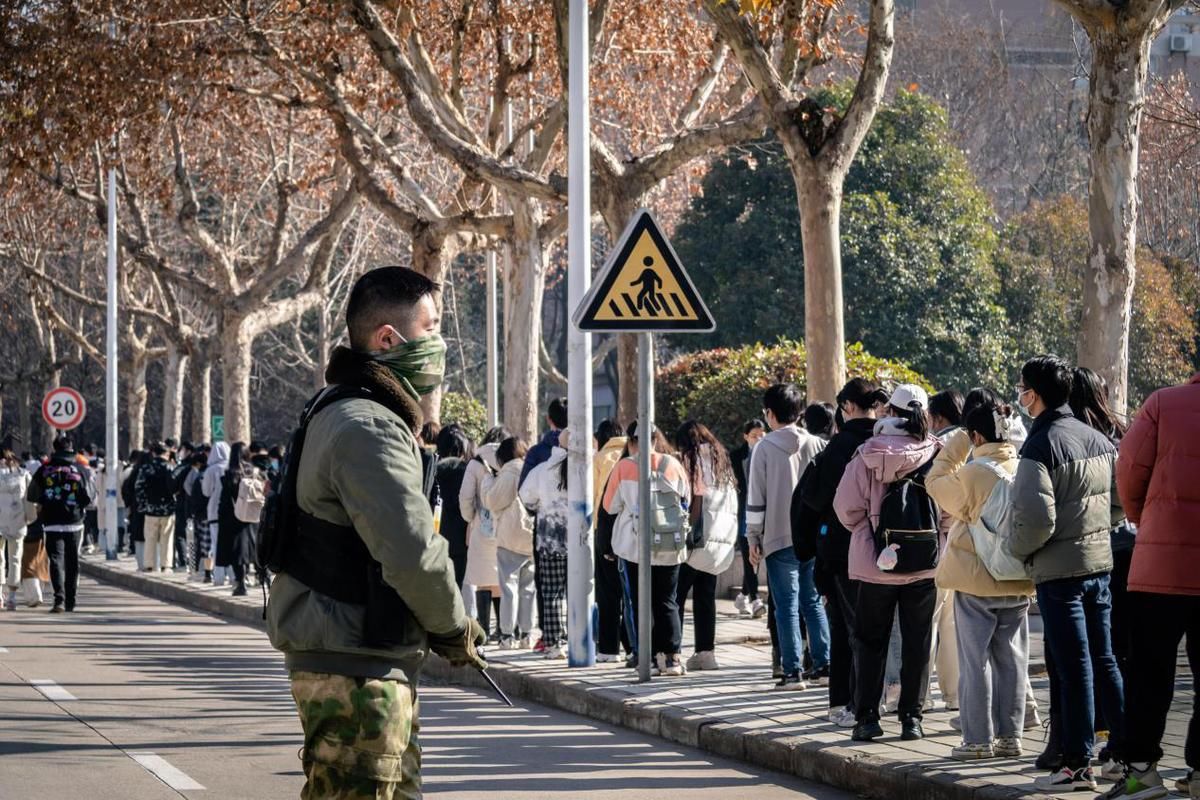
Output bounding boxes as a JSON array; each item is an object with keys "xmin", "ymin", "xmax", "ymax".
[
  {"xmin": 1109, "ymin": 548, "xmax": 1133, "ymax": 681},
  {"xmin": 623, "ymin": 561, "xmax": 682, "ymax": 656},
  {"xmin": 595, "ymin": 551, "xmax": 627, "ymax": 656},
  {"xmin": 827, "ymin": 571, "xmax": 860, "ymax": 710},
  {"xmin": 174, "ymin": 509, "xmax": 190, "ymax": 568},
  {"xmin": 46, "ymin": 530, "xmax": 81, "ymax": 608},
  {"xmin": 450, "ymin": 551, "xmax": 467, "ymax": 593},
  {"xmin": 855, "ymin": 579, "xmax": 936, "ymax": 723},
  {"xmin": 676, "ymin": 564, "xmax": 717, "ymax": 652},
  {"xmin": 739, "ymin": 533, "xmax": 758, "ymax": 597},
  {"xmin": 1123, "ymin": 592, "xmax": 1200, "ymax": 767}
]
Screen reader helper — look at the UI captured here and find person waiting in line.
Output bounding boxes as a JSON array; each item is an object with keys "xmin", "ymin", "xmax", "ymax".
[
  {"xmin": 731, "ymin": 419, "xmax": 767, "ymax": 619},
  {"xmin": 605, "ymin": 421, "xmax": 691, "ymax": 677},
  {"xmin": 433, "ymin": 426, "xmax": 473, "ymax": 617},
  {"xmin": 135, "ymin": 442, "xmax": 178, "ymax": 573},
  {"xmin": 519, "ymin": 396, "xmax": 568, "ymax": 653},
  {"xmin": 927, "ymin": 389, "xmax": 965, "ymax": 714},
  {"xmin": 747, "ymin": 383, "xmax": 828, "ymax": 691},
  {"xmin": 674, "ymin": 420, "xmax": 736, "ymax": 672},
  {"xmin": 460, "ymin": 425, "xmax": 509, "ymax": 639},
  {"xmin": 801, "ymin": 378, "xmax": 886, "ymax": 727},
  {"xmin": 927, "ymin": 398, "xmax": 1033, "ymax": 760},
  {"xmin": 121, "ymin": 450, "xmax": 146, "ymax": 568},
  {"xmin": 835, "ymin": 384, "xmax": 944, "ymax": 742},
  {"xmin": 593, "ymin": 419, "xmax": 630, "ymax": 663},
  {"xmin": 930, "ymin": 390, "xmax": 965, "ymax": 442},
  {"xmin": 1008, "ymin": 355, "xmax": 1124, "ymax": 793},
  {"xmin": 803, "ymin": 403, "xmax": 837, "ymax": 441},
  {"xmin": 202, "ymin": 442, "xmax": 230, "ymax": 586},
  {"xmin": 520, "ymin": 428, "xmax": 572, "ymax": 660},
  {"xmin": 1112, "ymin": 370, "xmax": 1200, "ymax": 800},
  {"xmin": 484, "ymin": 437, "xmax": 536, "ymax": 651},
  {"xmin": 215, "ymin": 442, "xmax": 257, "ymax": 597}
]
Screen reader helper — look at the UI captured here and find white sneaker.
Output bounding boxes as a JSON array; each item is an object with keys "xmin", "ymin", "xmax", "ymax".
[
  {"xmin": 1025, "ymin": 708, "xmax": 1042, "ymax": 730},
  {"xmin": 883, "ymin": 682, "xmax": 901, "ymax": 713},
  {"xmin": 750, "ymin": 598, "xmax": 767, "ymax": 618},
  {"xmin": 1097, "ymin": 765, "xmax": 1167, "ymax": 800},
  {"xmin": 994, "ymin": 736, "xmax": 1023, "ymax": 757},
  {"xmin": 951, "ymin": 742, "xmax": 995, "ymax": 760},
  {"xmin": 658, "ymin": 654, "xmax": 685, "ymax": 677},
  {"xmin": 518, "ymin": 635, "xmax": 533, "ymax": 650},
  {"xmin": 543, "ymin": 644, "xmax": 567, "ymax": 660},
  {"xmin": 1034, "ymin": 767, "xmax": 1097, "ymax": 793},
  {"xmin": 828, "ymin": 706, "xmax": 856, "ymax": 728},
  {"xmin": 595, "ymin": 652, "xmax": 621, "ymax": 663},
  {"xmin": 686, "ymin": 651, "xmax": 719, "ymax": 671},
  {"xmin": 499, "ymin": 637, "xmax": 517, "ymax": 651},
  {"xmin": 734, "ymin": 593, "xmax": 751, "ymax": 615},
  {"xmin": 1100, "ymin": 760, "xmax": 1126, "ymax": 782},
  {"xmin": 949, "ymin": 716, "xmax": 962, "ymax": 731}
]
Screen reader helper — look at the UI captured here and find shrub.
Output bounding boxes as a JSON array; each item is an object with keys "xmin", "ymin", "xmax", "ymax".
[{"xmin": 440, "ymin": 391, "xmax": 487, "ymax": 444}]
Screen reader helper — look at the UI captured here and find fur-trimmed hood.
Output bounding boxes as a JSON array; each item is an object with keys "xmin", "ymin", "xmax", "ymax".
[{"xmin": 324, "ymin": 346, "xmax": 425, "ymax": 433}]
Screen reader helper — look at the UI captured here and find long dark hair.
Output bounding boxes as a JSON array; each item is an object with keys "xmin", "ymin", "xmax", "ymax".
[
  {"xmin": 436, "ymin": 425, "xmax": 474, "ymax": 460},
  {"xmin": 888, "ymin": 402, "xmax": 931, "ymax": 440},
  {"xmin": 674, "ymin": 421, "xmax": 733, "ymax": 491},
  {"xmin": 1070, "ymin": 367, "xmax": 1125, "ymax": 439},
  {"xmin": 227, "ymin": 442, "xmax": 246, "ymax": 475},
  {"xmin": 481, "ymin": 425, "xmax": 512, "ymax": 446},
  {"xmin": 965, "ymin": 401, "xmax": 1015, "ymax": 444}
]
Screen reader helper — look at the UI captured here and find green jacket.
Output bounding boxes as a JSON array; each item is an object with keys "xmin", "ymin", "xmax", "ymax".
[{"xmin": 266, "ymin": 347, "xmax": 467, "ymax": 682}]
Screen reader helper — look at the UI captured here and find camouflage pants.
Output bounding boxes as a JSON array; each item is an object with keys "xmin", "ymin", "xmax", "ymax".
[{"xmin": 290, "ymin": 671, "xmax": 421, "ymax": 799}]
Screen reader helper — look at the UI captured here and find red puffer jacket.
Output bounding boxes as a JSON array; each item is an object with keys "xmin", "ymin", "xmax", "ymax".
[{"xmin": 1118, "ymin": 373, "xmax": 1200, "ymax": 595}]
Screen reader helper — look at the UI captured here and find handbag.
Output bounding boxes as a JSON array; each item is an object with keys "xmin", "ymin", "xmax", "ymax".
[{"xmin": 686, "ymin": 483, "xmax": 739, "ymax": 575}]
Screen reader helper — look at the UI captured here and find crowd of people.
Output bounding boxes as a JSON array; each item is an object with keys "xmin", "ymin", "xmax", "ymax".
[
  {"xmin": 418, "ymin": 358, "xmax": 1198, "ymax": 799},
  {"xmin": 0, "ymin": 435, "xmax": 285, "ymax": 611}
]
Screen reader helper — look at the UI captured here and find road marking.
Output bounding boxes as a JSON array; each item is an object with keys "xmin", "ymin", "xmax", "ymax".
[
  {"xmin": 30, "ymin": 679, "xmax": 77, "ymax": 701},
  {"xmin": 0, "ymin": 646, "xmax": 9, "ymax": 653},
  {"xmin": 129, "ymin": 752, "xmax": 206, "ymax": 791}
]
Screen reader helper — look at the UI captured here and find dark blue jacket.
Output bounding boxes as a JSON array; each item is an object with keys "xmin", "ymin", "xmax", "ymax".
[{"xmin": 519, "ymin": 429, "xmax": 562, "ymax": 490}]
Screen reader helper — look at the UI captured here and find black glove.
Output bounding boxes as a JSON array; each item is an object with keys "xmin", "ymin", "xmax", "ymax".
[{"xmin": 428, "ymin": 617, "xmax": 488, "ymax": 670}]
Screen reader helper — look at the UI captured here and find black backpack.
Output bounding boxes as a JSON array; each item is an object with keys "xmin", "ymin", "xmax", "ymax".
[
  {"xmin": 872, "ymin": 459, "xmax": 940, "ymax": 574},
  {"xmin": 256, "ymin": 384, "xmax": 371, "ymax": 574},
  {"xmin": 790, "ymin": 461, "xmax": 822, "ymax": 562}
]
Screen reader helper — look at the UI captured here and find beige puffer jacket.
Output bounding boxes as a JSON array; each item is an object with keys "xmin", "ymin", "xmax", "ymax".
[{"xmin": 484, "ymin": 459, "xmax": 533, "ymax": 557}]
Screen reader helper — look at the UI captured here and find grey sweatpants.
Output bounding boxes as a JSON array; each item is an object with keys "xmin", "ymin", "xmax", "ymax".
[{"xmin": 954, "ymin": 592, "xmax": 1030, "ymax": 745}]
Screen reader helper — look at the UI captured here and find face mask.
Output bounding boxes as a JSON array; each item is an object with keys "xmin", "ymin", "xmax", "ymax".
[
  {"xmin": 1016, "ymin": 388, "xmax": 1034, "ymax": 417},
  {"xmin": 372, "ymin": 333, "xmax": 447, "ymax": 401}
]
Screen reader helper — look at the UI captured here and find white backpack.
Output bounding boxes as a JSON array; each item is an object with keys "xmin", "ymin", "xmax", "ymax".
[
  {"xmin": 234, "ymin": 470, "xmax": 266, "ymax": 524},
  {"xmin": 686, "ymin": 482, "xmax": 739, "ymax": 575},
  {"xmin": 967, "ymin": 459, "xmax": 1032, "ymax": 582}
]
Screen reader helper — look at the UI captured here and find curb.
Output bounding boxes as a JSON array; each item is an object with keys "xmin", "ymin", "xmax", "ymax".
[{"xmin": 81, "ymin": 558, "xmax": 1046, "ymax": 800}]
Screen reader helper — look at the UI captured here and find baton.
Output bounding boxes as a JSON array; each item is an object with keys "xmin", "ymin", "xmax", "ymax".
[{"xmin": 477, "ymin": 666, "xmax": 514, "ymax": 707}]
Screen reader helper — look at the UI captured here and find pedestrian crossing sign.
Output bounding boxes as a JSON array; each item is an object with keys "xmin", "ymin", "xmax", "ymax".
[{"xmin": 573, "ymin": 209, "xmax": 715, "ymax": 333}]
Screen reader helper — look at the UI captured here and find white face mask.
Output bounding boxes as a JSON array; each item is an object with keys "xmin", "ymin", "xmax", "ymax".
[{"xmin": 1016, "ymin": 388, "xmax": 1035, "ymax": 417}]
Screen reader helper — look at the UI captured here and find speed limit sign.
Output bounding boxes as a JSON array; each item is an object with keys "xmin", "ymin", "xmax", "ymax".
[{"xmin": 42, "ymin": 387, "xmax": 87, "ymax": 431}]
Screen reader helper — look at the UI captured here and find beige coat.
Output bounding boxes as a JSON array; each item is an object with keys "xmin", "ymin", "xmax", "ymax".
[
  {"xmin": 483, "ymin": 459, "xmax": 533, "ymax": 557},
  {"xmin": 928, "ymin": 430, "xmax": 1034, "ymax": 597}
]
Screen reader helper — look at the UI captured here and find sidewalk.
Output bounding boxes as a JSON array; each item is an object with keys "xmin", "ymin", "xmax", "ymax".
[{"xmin": 78, "ymin": 553, "xmax": 1194, "ymax": 800}]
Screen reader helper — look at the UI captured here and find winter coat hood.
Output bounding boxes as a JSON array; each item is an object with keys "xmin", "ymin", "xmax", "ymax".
[
  {"xmin": 858, "ymin": 425, "xmax": 940, "ymax": 484},
  {"xmin": 762, "ymin": 424, "xmax": 809, "ymax": 457},
  {"xmin": 208, "ymin": 442, "xmax": 230, "ymax": 472},
  {"xmin": 476, "ymin": 443, "xmax": 501, "ymax": 472}
]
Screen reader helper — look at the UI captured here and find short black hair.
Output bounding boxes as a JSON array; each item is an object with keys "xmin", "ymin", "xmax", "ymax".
[
  {"xmin": 435, "ymin": 424, "xmax": 473, "ymax": 460},
  {"xmin": 803, "ymin": 403, "xmax": 836, "ymax": 438},
  {"xmin": 742, "ymin": 418, "xmax": 767, "ymax": 436},
  {"xmin": 149, "ymin": 441, "xmax": 167, "ymax": 456},
  {"xmin": 53, "ymin": 435, "xmax": 74, "ymax": 452},
  {"xmin": 763, "ymin": 383, "xmax": 804, "ymax": 426},
  {"xmin": 164, "ymin": 437, "xmax": 178, "ymax": 449},
  {"xmin": 345, "ymin": 266, "xmax": 439, "ymax": 351},
  {"xmin": 595, "ymin": 418, "xmax": 621, "ymax": 449},
  {"xmin": 1022, "ymin": 355, "xmax": 1073, "ymax": 409},
  {"xmin": 929, "ymin": 390, "xmax": 964, "ymax": 427},
  {"xmin": 268, "ymin": 445, "xmax": 284, "ymax": 459},
  {"xmin": 963, "ymin": 387, "xmax": 1000, "ymax": 420},
  {"xmin": 547, "ymin": 397, "xmax": 568, "ymax": 430},
  {"xmin": 836, "ymin": 378, "xmax": 888, "ymax": 413}
]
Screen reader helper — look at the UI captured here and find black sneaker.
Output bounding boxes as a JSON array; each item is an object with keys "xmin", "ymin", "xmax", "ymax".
[
  {"xmin": 851, "ymin": 719, "xmax": 884, "ymax": 741},
  {"xmin": 900, "ymin": 718, "xmax": 924, "ymax": 740},
  {"xmin": 231, "ymin": 584, "xmax": 248, "ymax": 597},
  {"xmin": 50, "ymin": 604, "xmax": 64, "ymax": 614},
  {"xmin": 773, "ymin": 672, "xmax": 807, "ymax": 691},
  {"xmin": 802, "ymin": 665, "xmax": 830, "ymax": 686}
]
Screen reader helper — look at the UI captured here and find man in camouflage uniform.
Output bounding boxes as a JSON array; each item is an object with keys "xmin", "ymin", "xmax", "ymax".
[{"xmin": 268, "ymin": 267, "xmax": 486, "ymax": 799}]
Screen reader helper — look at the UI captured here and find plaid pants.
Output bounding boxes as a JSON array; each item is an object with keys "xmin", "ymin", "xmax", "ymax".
[{"xmin": 538, "ymin": 550, "xmax": 568, "ymax": 645}]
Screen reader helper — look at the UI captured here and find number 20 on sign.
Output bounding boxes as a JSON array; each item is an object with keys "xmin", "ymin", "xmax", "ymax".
[{"xmin": 42, "ymin": 387, "xmax": 87, "ymax": 431}]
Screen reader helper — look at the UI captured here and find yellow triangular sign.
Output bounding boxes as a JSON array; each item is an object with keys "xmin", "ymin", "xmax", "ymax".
[{"xmin": 573, "ymin": 209, "xmax": 715, "ymax": 333}]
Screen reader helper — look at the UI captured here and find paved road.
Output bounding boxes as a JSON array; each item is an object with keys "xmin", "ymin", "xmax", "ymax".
[{"xmin": 0, "ymin": 578, "xmax": 854, "ymax": 799}]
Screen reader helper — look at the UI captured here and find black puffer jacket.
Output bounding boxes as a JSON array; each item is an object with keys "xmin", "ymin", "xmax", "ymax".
[{"xmin": 800, "ymin": 417, "xmax": 876, "ymax": 570}]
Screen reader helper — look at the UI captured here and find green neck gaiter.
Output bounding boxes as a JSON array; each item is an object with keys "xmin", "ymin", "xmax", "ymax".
[{"xmin": 371, "ymin": 334, "xmax": 447, "ymax": 401}]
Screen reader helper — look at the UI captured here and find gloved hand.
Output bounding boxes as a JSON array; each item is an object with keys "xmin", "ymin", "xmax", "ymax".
[{"xmin": 428, "ymin": 617, "xmax": 488, "ymax": 670}]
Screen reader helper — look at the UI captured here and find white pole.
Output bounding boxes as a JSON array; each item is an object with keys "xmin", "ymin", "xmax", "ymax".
[
  {"xmin": 486, "ymin": 249, "xmax": 499, "ymax": 429},
  {"xmin": 636, "ymin": 333, "xmax": 653, "ymax": 682},
  {"xmin": 103, "ymin": 168, "xmax": 119, "ymax": 561},
  {"xmin": 566, "ymin": 0, "xmax": 595, "ymax": 667}
]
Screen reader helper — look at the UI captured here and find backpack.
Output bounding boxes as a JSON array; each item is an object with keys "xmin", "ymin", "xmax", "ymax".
[
  {"xmin": 790, "ymin": 461, "xmax": 822, "ymax": 562},
  {"xmin": 235, "ymin": 469, "xmax": 266, "ymax": 524},
  {"xmin": 967, "ymin": 459, "xmax": 1032, "ymax": 582},
  {"xmin": 872, "ymin": 459, "xmax": 940, "ymax": 574},
  {"xmin": 648, "ymin": 458, "xmax": 690, "ymax": 563},
  {"xmin": 37, "ymin": 462, "xmax": 91, "ymax": 520},
  {"xmin": 686, "ymin": 481, "xmax": 738, "ymax": 575}
]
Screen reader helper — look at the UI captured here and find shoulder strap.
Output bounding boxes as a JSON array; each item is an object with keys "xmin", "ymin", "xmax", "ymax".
[{"xmin": 301, "ymin": 384, "xmax": 376, "ymax": 427}]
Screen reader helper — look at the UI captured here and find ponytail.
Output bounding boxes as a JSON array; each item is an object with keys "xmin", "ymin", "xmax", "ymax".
[{"xmin": 889, "ymin": 402, "xmax": 931, "ymax": 440}]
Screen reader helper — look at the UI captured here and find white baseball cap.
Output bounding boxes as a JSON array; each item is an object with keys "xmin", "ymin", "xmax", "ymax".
[{"xmin": 887, "ymin": 383, "xmax": 929, "ymax": 411}]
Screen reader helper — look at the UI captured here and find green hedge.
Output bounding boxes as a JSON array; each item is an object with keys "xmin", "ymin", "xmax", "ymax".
[
  {"xmin": 440, "ymin": 391, "xmax": 488, "ymax": 444},
  {"xmin": 657, "ymin": 341, "xmax": 929, "ymax": 445}
]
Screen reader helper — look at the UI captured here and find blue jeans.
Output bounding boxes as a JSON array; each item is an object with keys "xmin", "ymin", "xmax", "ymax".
[
  {"xmin": 1037, "ymin": 573, "xmax": 1125, "ymax": 767},
  {"xmin": 765, "ymin": 548, "xmax": 830, "ymax": 675}
]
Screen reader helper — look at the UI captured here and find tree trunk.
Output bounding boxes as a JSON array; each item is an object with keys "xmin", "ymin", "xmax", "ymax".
[
  {"xmin": 190, "ymin": 355, "xmax": 212, "ymax": 444},
  {"xmin": 17, "ymin": 382, "xmax": 33, "ymax": 455},
  {"xmin": 161, "ymin": 344, "xmax": 188, "ymax": 443},
  {"xmin": 220, "ymin": 320, "xmax": 253, "ymax": 445},
  {"xmin": 411, "ymin": 231, "xmax": 461, "ymax": 425},
  {"xmin": 1076, "ymin": 29, "xmax": 1155, "ymax": 415},
  {"xmin": 794, "ymin": 164, "xmax": 847, "ymax": 404},
  {"xmin": 126, "ymin": 353, "xmax": 148, "ymax": 452},
  {"xmin": 617, "ymin": 334, "xmax": 638, "ymax": 426},
  {"xmin": 502, "ymin": 200, "xmax": 546, "ymax": 443}
]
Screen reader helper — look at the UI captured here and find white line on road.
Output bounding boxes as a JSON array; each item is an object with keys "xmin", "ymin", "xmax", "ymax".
[
  {"xmin": 0, "ymin": 646, "xmax": 9, "ymax": 652},
  {"xmin": 30, "ymin": 679, "xmax": 77, "ymax": 701},
  {"xmin": 129, "ymin": 752, "xmax": 206, "ymax": 791}
]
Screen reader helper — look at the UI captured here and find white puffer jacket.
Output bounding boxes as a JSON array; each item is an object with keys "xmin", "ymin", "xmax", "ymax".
[{"xmin": 0, "ymin": 466, "xmax": 31, "ymax": 539}]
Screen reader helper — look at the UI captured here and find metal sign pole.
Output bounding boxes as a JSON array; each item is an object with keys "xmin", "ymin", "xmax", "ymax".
[
  {"xmin": 637, "ymin": 332, "xmax": 654, "ymax": 682},
  {"xmin": 103, "ymin": 167, "xmax": 119, "ymax": 561}
]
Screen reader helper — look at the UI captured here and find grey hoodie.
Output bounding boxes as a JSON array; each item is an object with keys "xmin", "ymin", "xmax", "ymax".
[{"xmin": 746, "ymin": 424, "xmax": 826, "ymax": 557}]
